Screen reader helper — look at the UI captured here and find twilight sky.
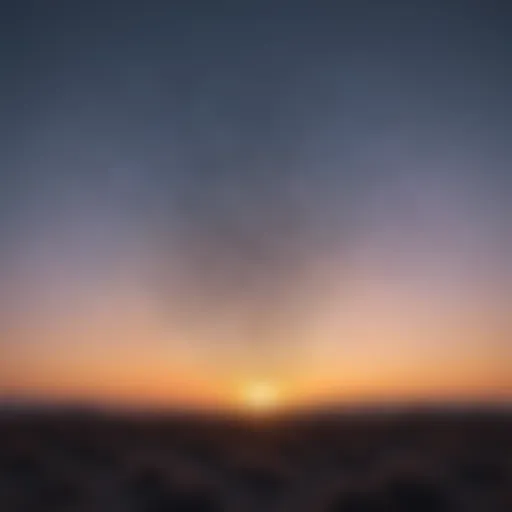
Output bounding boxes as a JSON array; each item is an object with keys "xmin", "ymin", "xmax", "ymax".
[{"xmin": 0, "ymin": 1, "xmax": 511, "ymax": 409}]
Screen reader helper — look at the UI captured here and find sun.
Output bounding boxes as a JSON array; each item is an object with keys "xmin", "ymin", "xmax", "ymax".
[{"xmin": 240, "ymin": 381, "xmax": 280, "ymax": 413}]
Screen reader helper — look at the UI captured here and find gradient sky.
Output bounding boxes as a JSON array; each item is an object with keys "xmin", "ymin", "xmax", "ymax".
[{"xmin": 0, "ymin": 1, "xmax": 511, "ymax": 409}]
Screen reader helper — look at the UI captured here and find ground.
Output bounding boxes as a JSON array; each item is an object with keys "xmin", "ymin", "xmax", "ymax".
[{"xmin": 0, "ymin": 408, "xmax": 510, "ymax": 511}]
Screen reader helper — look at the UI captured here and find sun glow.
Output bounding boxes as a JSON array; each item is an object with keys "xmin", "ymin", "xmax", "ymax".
[{"xmin": 240, "ymin": 381, "xmax": 280, "ymax": 413}]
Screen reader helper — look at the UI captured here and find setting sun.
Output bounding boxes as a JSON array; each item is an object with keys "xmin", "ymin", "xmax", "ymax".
[{"xmin": 240, "ymin": 381, "xmax": 280, "ymax": 412}]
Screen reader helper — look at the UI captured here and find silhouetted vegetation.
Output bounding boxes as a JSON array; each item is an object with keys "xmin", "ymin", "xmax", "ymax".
[{"xmin": 0, "ymin": 408, "xmax": 510, "ymax": 510}]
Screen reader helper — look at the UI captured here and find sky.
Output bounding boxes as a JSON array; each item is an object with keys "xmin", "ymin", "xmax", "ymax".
[{"xmin": 0, "ymin": 1, "xmax": 511, "ymax": 410}]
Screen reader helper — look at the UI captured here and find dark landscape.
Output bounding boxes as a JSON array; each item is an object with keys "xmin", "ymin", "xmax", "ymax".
[{"xmin": 0, "ymin": 408, "xmax": 510, "ymax": 511}]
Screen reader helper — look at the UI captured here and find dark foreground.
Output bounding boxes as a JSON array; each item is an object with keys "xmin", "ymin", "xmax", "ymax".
[{"xmin": 0, "ymin": 408, "xmax": 510, "ymax": 511}]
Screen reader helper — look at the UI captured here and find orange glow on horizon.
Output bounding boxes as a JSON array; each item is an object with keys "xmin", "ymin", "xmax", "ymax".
[
  {"xmin": 1, "ymin": 352, "xmax": 510, "ymax": 412},
  {"xmin": 1, "ymin": 300, "xmax": 510, "ymax": 411}
]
